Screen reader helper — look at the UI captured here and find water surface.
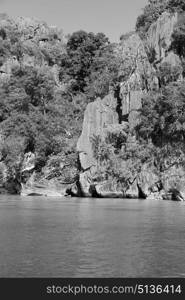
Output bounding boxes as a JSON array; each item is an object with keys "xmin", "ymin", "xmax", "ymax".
[{"xmin": 0, "ymin": 196, "xmax": 185, "ymax": 277}]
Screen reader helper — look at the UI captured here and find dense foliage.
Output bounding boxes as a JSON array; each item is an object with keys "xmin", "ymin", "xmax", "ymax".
[
  {"xmin": 0, "ymin": 15, "xmax": 121, "ymax": 187},
  {"xmin": 59, "ymin": 31, "xmax": 110, "ymax": 93},
  {"xmin": 171, "ymin": 13, "xmax": 185, "ymax": 58}
]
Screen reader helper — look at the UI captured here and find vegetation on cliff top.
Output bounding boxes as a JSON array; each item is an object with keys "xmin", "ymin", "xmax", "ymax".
[{"xmin": 136, "ymin": 0, "xmax": 185, "ymax": 38}]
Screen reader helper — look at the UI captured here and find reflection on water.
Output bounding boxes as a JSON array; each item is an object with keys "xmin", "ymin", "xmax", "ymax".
[{"xmin": 0, "ymin": 195, "xmax": 185, "ymax": 277}]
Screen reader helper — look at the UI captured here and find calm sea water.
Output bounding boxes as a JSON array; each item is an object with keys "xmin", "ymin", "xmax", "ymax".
[{"xmin": 0, "ymin": 195, "xmax": 185, "ymax": 278}]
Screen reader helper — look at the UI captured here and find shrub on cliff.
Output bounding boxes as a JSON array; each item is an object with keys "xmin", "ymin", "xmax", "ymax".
[
  {"xmin": 171, "ymin": 13, "xmax": 185, "ymax": 57},
  {"xmin": 157, "ymin": 61, "xmax": 182, "ymax": 86},
  {"xmin": 1, "ymin": 136, "xmax": 26, "ymax": 187},
  {"xmin": 136, "ymin": 80, "xmax": 185, "ymax": 172}
]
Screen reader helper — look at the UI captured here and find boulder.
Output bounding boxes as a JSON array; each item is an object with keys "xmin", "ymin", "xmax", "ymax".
[
  {"xmin": 125, "ymin": 179, "xmax": 139, "ymax": 199},
  {"xmin": 146, "ymin": 191, "xmax": 164, "ymax": 201},
  {"xmin": 137, "ymin": 164, "xmax": 161, "ymax": 198},
  {"xmin": 95, "ymin": 181, "xmax": 124, "ymax": 198},
  {"xmin": 21, "ymin": 174, "xmax": 67, "ymax": 197},
  {"xmin": 78, "ymin": 170, "xmax": 93, "ymax": 197}
]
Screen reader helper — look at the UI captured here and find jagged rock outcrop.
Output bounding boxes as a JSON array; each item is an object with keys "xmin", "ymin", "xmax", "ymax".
[
  {"xmin": 119, "ymin": 33, "xmax": 157, "ymax": 130},
  {"xmin": 75, "ymin": 93, "xmax": 121, "ymax": 197},
  {"xmin": 147, "ymin": 11, "xmax": 183, "ymax": 80},
  {"xmin": 147, "ymin": 12, "xmax": 178, "ymax": 62}
]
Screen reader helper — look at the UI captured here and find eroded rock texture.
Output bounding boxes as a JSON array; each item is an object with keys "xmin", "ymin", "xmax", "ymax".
[
  {"xmin": 147, "ymin": 12, "xmax": 178, "ymax": 62},
  {"xmin": 77, "ymin": 94, "xmax": 118, "ymax": 171}
]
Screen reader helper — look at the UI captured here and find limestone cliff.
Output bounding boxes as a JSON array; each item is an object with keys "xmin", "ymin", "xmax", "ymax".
[
  {"xmin": 73, "ymin": 11, "xmax": 185, "ymax": 200},
  {"xmin": 1, "ymin": 11, "xmax": 185, "ymax": 200}
]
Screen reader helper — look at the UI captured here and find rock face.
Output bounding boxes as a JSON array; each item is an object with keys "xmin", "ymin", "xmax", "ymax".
[
  {"xmin": 77, "ymin": 93, "xmax": 118, "ymax": 171},
  {"xmin": 76, "ymin": 93, "xmax": 120, "ymax": 197},
  {"xmin": 147, "ymin": 11, "xmax": 183, "ymax": 78},
  {"xmin": 119, "ymin": 33, "xmax": 156, "ymax": 129},
  {"xmin": 137, "ymin": 164, "xmax": 161, "ymax": 198},
  {"xmin": 147, "ymin": 12, "xmax": 178, "ymax": 62}
]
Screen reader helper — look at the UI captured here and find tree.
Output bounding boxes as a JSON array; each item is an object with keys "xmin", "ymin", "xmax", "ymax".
[
  {"xmin": 136, "ymin": 81, "xmax": 185, "ymax": 149},
  {"xmin": 157, "ymin": 61, "xmax": 182, "ymax": 86},
  {"xmin": 60, "ymin": 30, "xmax": 110, "ymax": 92},
  {"xmin": 85, "ymin": 43, "xmax": 122, "ymax": 100},
  {"xmin": 22, "ymin": 66, "xmax": 55, "ymax": 113}
]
